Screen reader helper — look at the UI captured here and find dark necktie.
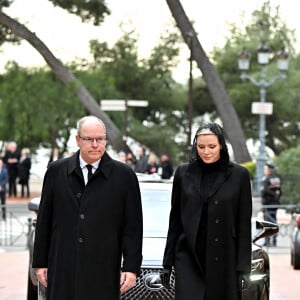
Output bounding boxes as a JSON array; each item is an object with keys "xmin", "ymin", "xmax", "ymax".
[{"xmin": 86, "ymin": 164, "xmax": 93, "ymax": 182}]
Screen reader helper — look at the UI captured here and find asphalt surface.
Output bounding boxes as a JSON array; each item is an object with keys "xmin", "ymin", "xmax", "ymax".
[{"xmin": 0, "ymin": 179, "xmax": 300, "ymax": 299}]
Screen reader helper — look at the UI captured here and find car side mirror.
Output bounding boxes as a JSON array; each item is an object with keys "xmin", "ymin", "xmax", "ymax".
[
  {"xmin": 252, "ymin": 220, "xmax": 279, "ymax": 244},
  {"xmin": 28, "ymin": 197, "xmax": 40, "ymax": 214}
]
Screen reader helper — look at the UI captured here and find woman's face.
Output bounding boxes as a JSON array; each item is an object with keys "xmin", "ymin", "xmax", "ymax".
[{"xmin": 196, "ymin": 134, "xmax": 222, "ymax": 164}]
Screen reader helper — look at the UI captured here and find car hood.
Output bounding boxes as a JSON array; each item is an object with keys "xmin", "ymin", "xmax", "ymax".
[{"xmin": 142, "ymin": 237, "xmax": 166, "ymax": 267}]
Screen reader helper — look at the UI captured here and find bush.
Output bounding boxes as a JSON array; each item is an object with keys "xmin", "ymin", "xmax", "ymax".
[
  {"xmin": 274, "ymin": 147, "xmax": 300, "ymax": 205},
  {"xmin": 240, "ymin": 161, "xmax": 256, "ymax": 179}
]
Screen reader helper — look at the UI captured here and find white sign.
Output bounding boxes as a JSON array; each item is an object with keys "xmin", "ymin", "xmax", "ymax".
[
  {"xmin": 251, "ymin": 102, "xmax": 273, "ymax": 115},
  {"xmin": 100, "ymin": 99, "xmax": 148, "ymax": 111},
  {"xmin": 100, "ymin": 100, "xmax": 126, "ymax": 111}
]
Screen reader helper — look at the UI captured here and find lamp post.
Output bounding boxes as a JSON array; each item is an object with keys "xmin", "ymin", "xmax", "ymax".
[{"xmin": 238, "ymin": 44, "xmax": 289, "ymax": 196}]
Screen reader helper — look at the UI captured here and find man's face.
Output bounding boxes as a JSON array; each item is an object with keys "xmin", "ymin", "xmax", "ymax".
[{"xmin": 75, "ymin": 119, "xmax": 106, "ymax": 164}]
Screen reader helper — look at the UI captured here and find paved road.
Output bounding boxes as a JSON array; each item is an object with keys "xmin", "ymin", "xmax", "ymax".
[{"xmin": 0, "ymin": 248, "xmax": 299, "ymax": 299}]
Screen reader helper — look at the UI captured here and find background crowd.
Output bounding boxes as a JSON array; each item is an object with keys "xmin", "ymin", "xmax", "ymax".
[{"xmin": 117, "ymin": 146, "xmax": 174, "ymax": 179}]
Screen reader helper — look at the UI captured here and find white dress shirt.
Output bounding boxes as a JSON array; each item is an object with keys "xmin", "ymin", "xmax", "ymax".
[{"xmin": 79, "ymin": 155, "xmax": 100, "ymax": 185}]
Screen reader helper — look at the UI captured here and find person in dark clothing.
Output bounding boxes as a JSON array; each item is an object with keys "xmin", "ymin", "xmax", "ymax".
[
  {"xmin": 260, "ymin": 163, "xmax": 281, "ymax": 246},
  {"xmin": 32, "ymin": 116, "xmax": 143, "ymax": 300},
  {"xmin": 160, "ymin": 154, "xmax": 174, "ymax": 179},
  {"xmin": 146, "ymin": 152, "xmax": 159, "ymax": 174},
  {"xmin": 18, "ymin": 147, "xmax": 32, "ymax": 198},
  {"xmin": 47, "ymin": 147, "xmax": 61, "ymax": 168},
  {"xmin": 134, "ymin": 146, "xmax": 148, "ymax": 173},
  {"xmin": 0, "ymin": 158, "xmax": 9, "ymax": 220},
  {"xmin": 3, "ymin": 141, "xmax": 20, "ymax": 198},
  {"xmin": 161, "ymin": 123, "xmax": 252, "ymax": 300}
]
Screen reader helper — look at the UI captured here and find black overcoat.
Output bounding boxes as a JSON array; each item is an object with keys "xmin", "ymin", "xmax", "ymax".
[
  {"xmin": 163, "ymin": 161, "xmax": 252, "ymax": 300},
  {"xmin": 32, "ymin": 151, "xmax": 143, "ymax": 300}
]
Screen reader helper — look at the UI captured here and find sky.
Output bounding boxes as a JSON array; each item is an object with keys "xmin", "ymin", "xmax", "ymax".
[{"xmin": 1, "ymin": 0, "xmax": 300, "ymax": 83}]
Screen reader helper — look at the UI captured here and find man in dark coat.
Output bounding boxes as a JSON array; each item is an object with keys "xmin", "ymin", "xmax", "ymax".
[
  {"xmin": 261, "ymin": 163, "xmax": 281, "ymax": 246},
  {"xmin": 32, "ymin": 116, "xmax": 143, "ymax": 300},
  {"xmin": 0, "ymin": 158, "xmax": 9, "ymax": 220},
  {"xmin": 3, "ymin": 141, "xmax": 20, "ymax": 197}
]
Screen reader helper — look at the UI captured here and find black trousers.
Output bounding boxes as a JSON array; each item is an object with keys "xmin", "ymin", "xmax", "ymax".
[
  {"xmin": 0, "ymin": 191, "xmax": 6, "ymax": 220},
  {"xmin": 263, "ymin": 208, "xmax": 278, "ymax": 245}
]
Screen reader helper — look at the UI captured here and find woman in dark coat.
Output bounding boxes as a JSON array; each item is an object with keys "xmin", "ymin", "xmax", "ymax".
[
  {"xmin": 32, "ymin": 116, "xmax": 143, "ymax": 300},
  {"xmin": 161, "ymin": 123, "xmax": 252, "ymax": 300}
]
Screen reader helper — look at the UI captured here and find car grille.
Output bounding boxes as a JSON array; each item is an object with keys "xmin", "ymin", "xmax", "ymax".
[{"xmin": 121, "ymin": 267, "xmax": 175, "ymax": 300}]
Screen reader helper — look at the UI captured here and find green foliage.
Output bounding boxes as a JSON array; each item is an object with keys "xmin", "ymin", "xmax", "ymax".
[
  {"xmin": 87, "ymin": 26, "xmax": 188, "ymax": 164},
  {"xmin": 0, "ymin": 0, "xmax": 12, "ymax": 8},
  {"xmin": 274, "ymin": 147, "xmax": 300, "ymax": 204},
  {"xmin": 212, "ymin": 0, "xmax": 300, "ymax": 155},
  {"xmin": 49, "ymin": 0, "xmax": 110, "ymax": 25},
  {"xmin": 240, "ymin": 161, "xmax": 256, "ymax": 178},
  {"xmin": 0, "ymin": 63, "xmax": 83, "ymax": 153},
  {"xmin": 0, "ymin": 22, "xmax": 188, "ymax": 162}
]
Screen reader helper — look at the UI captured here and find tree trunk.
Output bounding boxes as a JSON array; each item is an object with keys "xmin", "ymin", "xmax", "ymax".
[
  {"xmin": 0, "ymin": 11, "xmax": 129, "ymax": 153},
  {"xmin": 166, "ymin": 0, "xmax": 251, "ymax": 163}
]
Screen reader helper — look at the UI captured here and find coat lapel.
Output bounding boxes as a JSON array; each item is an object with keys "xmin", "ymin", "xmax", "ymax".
[{"xmin": 207, "ymin": 163, "xmax": 233, "ymax": 199}]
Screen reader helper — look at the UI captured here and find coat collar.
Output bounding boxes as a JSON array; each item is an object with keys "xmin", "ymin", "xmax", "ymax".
[
  {"xmin": 186, "ymin": 160, "xmax": 234, "ymax": 199},
  {"xmin": 67, "ymin": 151, "xmax": 113, "ymax": 180}
]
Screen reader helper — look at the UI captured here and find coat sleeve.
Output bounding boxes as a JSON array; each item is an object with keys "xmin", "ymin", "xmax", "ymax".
[
  {"xmin": 121, "ymin": 170, "xmax": 143, "ymax": 274},
  {"xmin": 236, "ymin": 167, "xmax": 252, "ymax": 273},
  {"xmin": 163, "ymin": 165, "xmax": 184, "ymax": 268},
  {"xmin": 32, "ymin": 166, "xmax": 55, "ymax": 268}
]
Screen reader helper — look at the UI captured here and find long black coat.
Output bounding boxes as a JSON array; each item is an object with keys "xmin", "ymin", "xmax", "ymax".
[
  {"xmin": 163, "ymin": 161, "xmax": 252, "ymax": 300},
  {"xmin": 32, "ymin": 151, "xmax": 143, "ymax": 300}
]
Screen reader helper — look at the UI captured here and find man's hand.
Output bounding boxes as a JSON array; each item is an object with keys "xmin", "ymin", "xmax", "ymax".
[
  {"xmin": 120, "ymin": 272, "xmax": 136, "ymax": 294},
  {"xmin": 35, "ymin": 268, "xmax": 48, "ymax": 287},
  {"xmin": 160, "ymin": 268, "xmax": 171, "ymax": 289}
]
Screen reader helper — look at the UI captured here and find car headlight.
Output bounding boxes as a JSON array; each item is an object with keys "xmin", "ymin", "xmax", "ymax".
[{"xmin": 250, "ymin": 258, "xmax": 267, "ymax": 282}]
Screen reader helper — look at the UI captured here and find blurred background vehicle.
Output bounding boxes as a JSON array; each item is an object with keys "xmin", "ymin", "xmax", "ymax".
[
  {"xmin": 290, "ymin": 213, "xmax": 300, "ymax": 270},
  {"xmin": 27, "ymin": 175, "xmax": 278, "ymax": 300}
]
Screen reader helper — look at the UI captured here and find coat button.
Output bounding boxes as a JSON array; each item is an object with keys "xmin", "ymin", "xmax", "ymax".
[
  {"xmin": 214, "ymin": 200, "xmax": 219, "ymax": 205},
  {"xmin": 214, "ymin": 237, "xmax": 219, "ymax": 242},
  {"xmin": 76, "ymin": 193, "xmax": 82, "ymax": 198},
  {"xmin": 214, "ymin": 257, "xmax": 219, "ymax": 262},
  {"xmin": 79, "ymin": 214, "xmax": 85, "ymax": 220},
  {"xmin": 78, "ymin": 237, "xmax": 84, "ymax": 243},
  {"xmin": 215, "ymin": 219, "xmax": 220, "ymax": 224}
]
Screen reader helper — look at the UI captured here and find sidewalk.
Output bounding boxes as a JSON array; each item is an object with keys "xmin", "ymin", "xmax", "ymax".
[
  {"xmin": 269, "ymin": 253, "xmax": 300, "ymax": 300},
  {"xmin": 6, "ymin": 177, "xmax": 43, "ymax": 204}
]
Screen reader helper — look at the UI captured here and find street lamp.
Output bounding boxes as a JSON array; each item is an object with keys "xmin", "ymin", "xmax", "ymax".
[
  {"xmin": 238, "ymin": 44, "xmax": 289, "ymax": 196},
  {"xmin": 186, "ymin": 31, "xmax": 194, "ymax": 150}
]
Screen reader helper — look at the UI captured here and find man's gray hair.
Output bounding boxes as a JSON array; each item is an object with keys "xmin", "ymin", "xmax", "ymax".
[{"xmin": 76, "ymin": 116, "xmax": 106, "ymax": 135}]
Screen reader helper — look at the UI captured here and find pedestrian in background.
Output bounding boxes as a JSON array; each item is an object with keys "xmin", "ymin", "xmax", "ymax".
[
  {"xmin": 18, "ymin": 147, "xmax": 32, "ymax": 198},
  {"xmin": 146, "ymin": 152, "xmax": 159, "ymax": 174},
  {"xmin": 159, "ymin": 154, "xmax": 174, "ymax": 179},
  {"xmin": 3, "ymin": 141, "xmax": 20, "ymax": 198},
  {"xmin": 47, "ymin": 147, "xmax": 61, "ymax": 168},
  {"xmin": 32, "ymin": 115, "xmax": 143, "ymax": 300},
  {"xmin": 126, "ymin": 152, "xmax": 136, "ymax": 170},
  {"xmin": 0, "ymin": 158, "xmax": 9, "ymax": 220},
  {"xmin": 117, "ymin": 150, "xmax": 127, "ymax": 163},
  {"xmin": 161, "ymin": 123, "xmax": 252, "ymax": 300},
  {"xmin": 135, "ymin": 146, "xmax": 148, "ymax": 173},
  {"xmin": 261, "ymin": 163, "xmax": 281, "ymax": 246}
]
